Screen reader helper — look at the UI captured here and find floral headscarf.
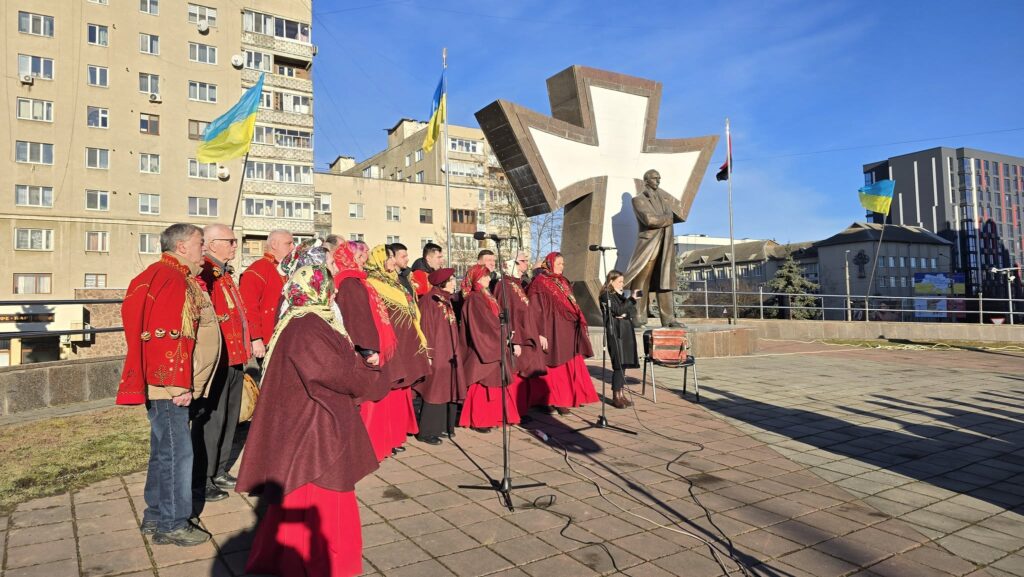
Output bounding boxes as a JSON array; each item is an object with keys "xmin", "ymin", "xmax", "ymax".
[
  {"xmin": 280, "ymin": 239, "xmax": 328, "ymax": 278},
  {"xmin": 333, "ymin": 241, "xmax": 365, "ymax": 284},
  {"xmin": 461, "ymin": 264, "xmax": 499, "ymax": 316},
  {"xmin": 263, "ymin": 263, "xmax": 348, "ymax": 372},
  {"xmin": 365, "ymin": 245, "xmax": 428, "ymax": 353}
]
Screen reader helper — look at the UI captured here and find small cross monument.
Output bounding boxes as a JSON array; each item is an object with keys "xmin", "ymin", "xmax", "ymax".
[{"xmin": 476, "ymin": 66, "xmax": 717, "ymax": 323}]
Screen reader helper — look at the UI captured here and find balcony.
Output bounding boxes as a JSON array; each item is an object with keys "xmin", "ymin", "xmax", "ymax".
[
  {"xmin": 242, "ymin": 179, "xmax": 314, "ymax": 198},
  {"xmin": 241, "ymin": 215, "xmax": 314, "ymax": 236},
  {"xmin": 249, "ymin": 143, "xmax": 313, "ymax": 163},
  {"xmin": 256, "ymin": 109, "xmax": 313, "ymax": 128},
  {"xmin": 241, "ymin": 32, "xmax": 314, "ymax": 60},
  {"xmin": 242, "ymin": 68, "xmax": 312, "ymax": 94}
]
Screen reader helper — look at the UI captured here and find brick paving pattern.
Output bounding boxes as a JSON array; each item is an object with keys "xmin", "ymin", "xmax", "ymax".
[{"xmin": 1, "ymin": 340, "xmax": 1022, "ymax": 576}]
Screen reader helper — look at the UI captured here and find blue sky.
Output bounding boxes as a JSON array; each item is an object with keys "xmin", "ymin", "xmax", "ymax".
[{"xmin": 311, "ymin": 0, "xmax": 1024, "ymax": 244}]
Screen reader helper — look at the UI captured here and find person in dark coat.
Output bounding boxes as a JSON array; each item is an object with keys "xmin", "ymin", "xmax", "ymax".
[
  {"xmin": 495, "ymin": 252, "xmax": 546, "ymax": 410},
  {"xmin": 527, "ymin": 252, "xmax": 597, "ymax": 415},
  {"xmin": 458, "ymin": 265, "xmax": 521, "ymax": 431},
  {"xmin": 414, "ymin": 268, "xmax": 465, "ymax": 444},
  {"xmin": 598, "ymin": 270, "xmax": 640, "ymax": 409},
  {"xmin": 236, "ymin": 249, "xmax": 389, "ymax": 577}
]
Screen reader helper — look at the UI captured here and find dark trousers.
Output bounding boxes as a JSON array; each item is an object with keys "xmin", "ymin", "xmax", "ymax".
[
  {"xmin": 143, "ymin": 400, "xmax": 193, "ymax": 532},
  {"xmin": 191, "ymin": 360, "xmax": 244, "ymax": 483},
  {"xmin": 418, "ymin": 401, "xmax": 457, "ymax": 438}
]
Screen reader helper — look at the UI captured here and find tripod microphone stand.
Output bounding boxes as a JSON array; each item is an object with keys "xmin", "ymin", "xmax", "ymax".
[
  {"xmin": 459, "ymin": 237, "xmax": 545, "ymax": 511},
  {"xmin": 576, "ymin": 245, "xmax": 636, "ymax": 436}
]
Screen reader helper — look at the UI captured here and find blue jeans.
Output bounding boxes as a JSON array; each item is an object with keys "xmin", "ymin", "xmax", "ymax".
[{"xmin": 143, "ymin": 400, "xmax": 194, "ymax": 532}]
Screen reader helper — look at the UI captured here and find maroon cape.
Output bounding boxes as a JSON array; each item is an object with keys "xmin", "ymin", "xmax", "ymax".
[
  {"xmin": 460, "ymin": 291, "xmax": 503, "ymax": 388},
  {"xmin": 494, "ymin": 275, "xmax": 546, "ymax": 378},
  {"xmin": 379, "ymin": 300, "xmax": 430, "ymax": 388},
  {"xmin": 415, "ymin": 288, "xmax": 466, "ymax": 404},
  {"xmin": 335, "ymin": 277, "xmax": 380, "ymax": 357},
  {"xmin": 236, "ymin": 315, "xmax": 389, "ymax": 496},
  {"xmin": 528, "ymin": 278, "xmax": 594, "ymax": 367}
]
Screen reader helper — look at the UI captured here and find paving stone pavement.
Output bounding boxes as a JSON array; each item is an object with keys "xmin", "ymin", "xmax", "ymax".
[{"xmin": 1, "ymin": 340, "xmax": 1022, "ymax": 576}]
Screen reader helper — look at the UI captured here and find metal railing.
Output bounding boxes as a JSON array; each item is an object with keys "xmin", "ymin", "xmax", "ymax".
[{"xmin": 0, "ymin": 298, "xmax": 124, "ymax": 340}]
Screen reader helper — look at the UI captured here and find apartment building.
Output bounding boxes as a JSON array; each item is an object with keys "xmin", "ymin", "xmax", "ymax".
[{"xmin": 2, "ymin": 1, "xmax": 314, "ymax": 301}]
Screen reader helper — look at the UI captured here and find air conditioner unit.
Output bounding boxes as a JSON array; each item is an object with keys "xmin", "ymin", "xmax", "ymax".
[
  {"xmin": 149, "ymin": 93, "xmax": 161, "ymax": 103},
  {"xmin": 230, "ymin": 54, "xmax": 244, "ymax": 69},
  {"xmin": 21, "ymin": 75, "xmax": 34, "ymax": 85},
  {"xmin": 197, "ymin": 21, "xmax": 210, "ymax": 33}
]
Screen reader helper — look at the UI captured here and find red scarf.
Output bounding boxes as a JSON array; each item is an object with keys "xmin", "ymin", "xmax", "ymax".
[
  {"xmin": 332, "ymin": 242, "xmax": 397, "ymax": 362},
  {"xmin": 532, "ymin": 252, "xmax": 587, "ymax": 326},
  {"xmin": 462, "ymin": 264, "xmax": 499, "ymax": 316}
]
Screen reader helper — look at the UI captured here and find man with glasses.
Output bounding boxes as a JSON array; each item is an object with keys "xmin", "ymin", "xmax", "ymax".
[{"xmin": 194, "ymin": 223, "xmax": 252, "ymax": 505}]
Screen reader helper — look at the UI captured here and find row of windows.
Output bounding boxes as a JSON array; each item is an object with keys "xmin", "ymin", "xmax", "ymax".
[
  {"xmin": 14, "ymin": 142, "xmax": 222, "ymax": 176},
  {"xmin": 14, "ymin": 272, "xmax": 109, "ymax": 294},
  {"xmin": 11, "ymin": 193, "xmax": 213, "ymax": 216},
  {"xmin": 18, "ymin": 4, "xmax": 217, "ymax": 40},
  {"xmin": 243, "ymin": 198, "xmax": 313, "ymax": 220},
  {"xmin": 878, "ymin": 256, "xmax": 939, "ymax": 270},
  {"xmin": 19, "ymin": 57, "xmax": 219, "ymax": 101},
  {"xmin": 243, "ymin": 10, "xmax": 311, "ymax": 43},
  {"xmin": 877, "ymin": 276, "xmax": 919, "ymax": 289}
]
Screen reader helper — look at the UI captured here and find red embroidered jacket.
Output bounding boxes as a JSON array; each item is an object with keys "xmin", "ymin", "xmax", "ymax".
[
  {"xmin": 239, "ymin": 253, "xmax": 286, "ymax": 344},
  {"xmin": 200, "ymin": 256, "xmax": 253, "ymax": 366},
  {"xmin": 117, "ymin": 253, "xmax": 204, "ymax": 405}
]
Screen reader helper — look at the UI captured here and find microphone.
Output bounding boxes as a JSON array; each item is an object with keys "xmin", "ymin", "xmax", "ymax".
[
  {"xmin": 589, "ymin": 244, "xmax": 615, "ymax": 251},
  {"xmin": 474, "ymin": 231, "xmax": 512, "ymax": 241}
]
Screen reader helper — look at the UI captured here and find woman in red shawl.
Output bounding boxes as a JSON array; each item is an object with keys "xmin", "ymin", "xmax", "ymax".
[
  {"xmin": 495, "ymin": 253, "xmax": 546, "ymax": 411},
  {"xmin": 333, "ymin": 241, "xmax": 401, "ymax": 461},
  {"xmin": 414, "ymin": 268, "xmax": 465, "ymax": 444},
  {"xmin": 237, "ymin": 248, "xmax": 389, "ymax": 577},
  {"xmin": 458, "ymin": 264, "xmax": 521, "ymax": 431},
  {"xmin": 527, "ymin": 252, "xmax": 597, "ymax": 414}
]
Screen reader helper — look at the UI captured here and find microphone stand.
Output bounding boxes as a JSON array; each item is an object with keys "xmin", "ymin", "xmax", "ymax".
[
  {"xmin": 576, "ymin": 246, "xmax": 636, "ymax": 435},
  {"xmin": 459, "ymin": 238, "xmax": 544, "ymax": 511}
]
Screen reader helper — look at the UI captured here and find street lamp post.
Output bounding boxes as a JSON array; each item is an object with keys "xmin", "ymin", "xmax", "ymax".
[
  {"xmin": 844, "ymin": 250, "xmax": 851, "ymax": 321},
  {"xmin": 991, "ymin": 267, "xmax": 1017, "ymax": 325}
]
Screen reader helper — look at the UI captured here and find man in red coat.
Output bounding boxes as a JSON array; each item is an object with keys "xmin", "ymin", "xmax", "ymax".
[
  {"xmin": 194, "ymin": 223, "xmax": 253, "ymax": 503},
  {"xmin": 118, "ymin": 223, "xmax": 220, "ymax": 547},
  {"xmin": 239, "ymin": 229, "xmax": 293, "ymax": 360}
]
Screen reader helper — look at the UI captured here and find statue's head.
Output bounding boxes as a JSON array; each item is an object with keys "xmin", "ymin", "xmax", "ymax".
[{"xmin": 643, "ymin": 169, "xmax": 661, "ymax": 189}]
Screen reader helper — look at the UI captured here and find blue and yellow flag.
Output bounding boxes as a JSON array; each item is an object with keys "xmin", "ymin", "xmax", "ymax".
[
  {"xmin": 422, "ymin": 71, "xmax": 446, "ymax": 153},
  {"xmin": 858, "ymin": 179, "xmax": 895, "ymax": 215},
  {"xmin": 197, "ymin": 74, "xmax": 265, "ymax": 163}
]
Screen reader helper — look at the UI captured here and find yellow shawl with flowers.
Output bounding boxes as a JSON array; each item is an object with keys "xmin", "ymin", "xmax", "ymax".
[{"xmin": 364, "ymin": 245, "xmax": 428, "ymax": 354}]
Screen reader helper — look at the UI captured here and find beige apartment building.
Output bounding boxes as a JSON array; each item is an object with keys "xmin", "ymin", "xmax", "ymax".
[{"xmin": 1, "ymin": 0, "xmax": 314, "ymax": 303}]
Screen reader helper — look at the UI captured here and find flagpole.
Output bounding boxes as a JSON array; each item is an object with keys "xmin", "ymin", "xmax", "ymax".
[
  {"xmin": 442, "ymin": 48, "xmax": 452, "ymax": 262},
  {"xmin": 230, "ymin": 151, "xmax": 250, "ymax": 231},
  {"xmin": 864, "ymin": 220, "xmax": 887, "ymax": 321},
  {"xmin": 726, "ymin": 118, "xmax": 738, "ymax": 321}
]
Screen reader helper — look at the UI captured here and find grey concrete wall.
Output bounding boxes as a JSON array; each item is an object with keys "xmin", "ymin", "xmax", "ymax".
[
  {"xmin": 587, "ymin": 326, "xmax": 758, "ymax": 359},
  {"xmin": 686, "ymin": 319, "xmax": 1024, "ymax": 343},
  {"xmin": 0, "ymin": 356, "xmax": 123, "ymax": 416}
]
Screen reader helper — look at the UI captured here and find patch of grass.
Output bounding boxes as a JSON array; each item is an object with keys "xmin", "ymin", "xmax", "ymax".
[{"xmin": 0, "ymin": 407, "xmax": 150, "ymax": 515}]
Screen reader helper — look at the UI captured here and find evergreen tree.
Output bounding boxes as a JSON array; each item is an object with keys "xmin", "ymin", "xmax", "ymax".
[{"xmin": 767, "ymin": 251, "xmax": 819, "ymax": 319}]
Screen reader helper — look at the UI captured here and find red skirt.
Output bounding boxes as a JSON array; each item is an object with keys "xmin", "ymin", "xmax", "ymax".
[
  {"xmin": 388, "ymin": 388, "xmax": 418, "ymax": 448},
  {"xmin": 458, "ymin": 382, "xmax": 521, "ymax": 428},
  {"xmin": 247, "ymin": 483, "xmax": 362, "ymax": 577},
  {"xmin": 527, "ymin": 355, "xmax": 597, "ymax": 408},
  {"xmin": 361, "ymin": 388, "xmax": 418, "ymax": 462}
]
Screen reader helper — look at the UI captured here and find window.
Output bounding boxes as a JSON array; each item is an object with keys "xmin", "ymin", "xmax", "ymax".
[
  {"xmin": 139, "ymin": 193, "xmax": 160, "ymax": 215},
  {"xmin": 899, "ymin": 276, "xmax": 907, "ymax": 288},
  {"xmin": 245, "ymin": 51, "xmax": 272, "ymax": 72},
  {"xmin": 18, "ymin": 12, "xmax": 54, "ymax": 37},
  {"xmin": 18, "ymin": 55, "xmax": 54, "ymax": 80},
  {"xmin": 16, "ymin": 185, "xmax": 54, "ymax": 208},
  {"xmin": 139, "ymin": 73, "xmax": 160, "ymax": 94},
  {"xmin": 16, "ymin": 98, "xmax": 53, "ymax": 122},
  {"xmin": 140, "ymin": 0, "xmax": 158, "ymax": 15},
  {"xmin": 187, "ymin": 4, "xmax": 217, "ymax": 27},
  {"xmin": 244, "ymin": 162, "xmax": 312, "ymax": 183},
  {"xmin": 253, "ymin": 126, "xmax": 312, "ymax": 149},
  {"xmin": 276, "ymin": 64, "xmax": 297, "ymax": 77},
  {"xmin": 349, "ymin": 233, "xmax": 364, "ymax": 242},
  {"xmin": 189, "ymin": 42, "xmax": 217, "ymax": 64},
  {"xmin": 87, "ymin": 106, "xmax": 108, "ymax": 128},
  {"xmin": 15, "ymin": 229, "xmax": 54, "ymax": 251},
  {"xmin": 314, "ymin": 194, "xmax": 331, "ymax": 213},
  {"xmin": 386, "ymin": 235, "xmax": 401, "ymax": 245},
  {"xmin": 84, "ymin": 274, "xmax": 107, "ymax": 288},
  {"xmin": 878, "ymin": 277, "xmax": 886, "ymax": 288},
  {"xmin": 188, "ymin": 119, "xmax": 209, "ymax": 140},
  {"xmin": 449, "ymin": 161, "xmax": 484, "ymax": 178},
  {"xmin": 87, "ymin": 24, "xmax": 108, "ymax": 46},
  {"xmin": 87, "ymin": 65, "xmax": 108, "ymax": 87},
  {"xmin": 139, "ymin": 153, "xmax": 160, "ymax": 174},
  {"xmin": 140, "ymin": 113, "xmax": 160, "ymax": 135},
  {"xmin": 88, "ymin": 0, "xmax": 108, "ymax": 4},
  {"xmin": 879, "ymin": 256, "xmax": 886, "ymax": 269},
  {"xmin": 348, "ymin": 203, "xmax": 363, "ymax": 219},
  {"xmin": 415, "ymin": 149, "xmax": 424, "ymax": 162},
  {"xmin": 241, "ymin": 240, "xmax": 263, "ymax": 259},
  {"xmin": 139, "ymin": 33, "xmax": 159, "ymax": 55},
  {"xmin": 86, "ymin": 147, "xmax": 109, "ymax": 169},
  {"xmin": 86, "ymin": 231, "xmax": 110, "ymax": 252},
  {"xmin": 243, "ymin": 10, "xmax": 310, "ymax": 42},
  {"xmin": 86, "ymin": 189, "xmax": 109, "ymax": 211},
  {"xmin": 282, "ymin": 93, "xmax": 311, "ymax": 114},
  {"xmin": 15, "ymin": 141, "xmax": 53, "ymax": 165},
  {"xmin": 419, "ymin": 209, "xmax": 433, "ymax": 224},
  {"xmin": 930, "ymin": 257, "xmax": 937, "ymax": 268},
  {"xmin": 188, "ymin": 81, "xmax": 217, "ymax": 102},
  {"xmin": 396, "ymin": 170, "xmax": 403, "ymax": 181},
  {"xmin": 188, "ymin": 197, "xmax": 218, "ymax": 217},
  {"xmin": 898, "ymin": 256, "xmax": 906, "ymax": 268},
  {"xmin": 243, "ymin": 198, "xmax": 274, "ymax": 217},
  {"xmin": 887, "ymin": 256, "xmax": 895, "ymax": 268},
  {"xmin": 386, "ymin": 206, "xmax": 401, "ymax": 222},
  {"xmin": 259, "ymin": 91, "xmax": 272, "ymax": 109},
  {"xmin": 405, "ymin": 154, "xmax": 411, "ymax": 167},
  {"xmin": 188, "ymin": 159, "xmax": 218, "ymax": 179},
  {"xmin": 450, "ymin": 138, "xmax": 482, "ymax": 154},
  {"xmin": 14, "ymin": 274, "xmax": 52, "ymax": 295},
  {"xmin": 909, "ymin": 257, "xmax": 917, "ymax": 269},
  {"xmin": 415, "ymin": 171, "xmax": 424, "ymax": 183},
  {"xmin": 139, "ymin": 233, "xmax": 160, "ymax": 254}
]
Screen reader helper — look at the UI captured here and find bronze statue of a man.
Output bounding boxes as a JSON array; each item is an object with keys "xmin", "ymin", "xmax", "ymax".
[{"xmin": 623, "ymin": 169, "xmax": 680, "ymax": 327}]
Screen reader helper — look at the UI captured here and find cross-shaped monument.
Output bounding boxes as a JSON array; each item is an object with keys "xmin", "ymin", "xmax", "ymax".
[{"xmin": 476, "ymin": 66, "xmax": 717, "ymax": 323}]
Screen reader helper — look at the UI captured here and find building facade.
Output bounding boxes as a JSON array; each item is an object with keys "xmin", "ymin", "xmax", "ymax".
[
  {"xmin": 2, "ymin": 1, "xmax": 314, "ymax": 303},
  {"xmin": 864, "ymin": 147, "xmax": 1023, "ymax": 300}
]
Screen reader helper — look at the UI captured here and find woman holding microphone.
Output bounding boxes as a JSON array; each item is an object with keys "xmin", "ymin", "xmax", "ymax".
[{"xmin": 598, "ymin": 270, "xmax": 640, "ymax": 409}]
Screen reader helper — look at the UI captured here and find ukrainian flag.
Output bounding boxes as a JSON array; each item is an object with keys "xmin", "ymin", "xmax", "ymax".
[
  {"xmin": 858, "ymin": 179, "xmax": 895, "ymax": 215},
  {"xmin": 197, "ymin": 74, "xmax": 265, "ymax": 163},
  {"xmin": 422, "ymin": 71, "xmax": 446, "ymax": 153}
]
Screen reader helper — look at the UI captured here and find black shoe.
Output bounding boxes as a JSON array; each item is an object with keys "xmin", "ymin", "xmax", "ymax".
[
  {"xmin": 391, "ymin": 446, "xmax": 406, "ymax": 455},
  {"xmin": 441, "ymin": 430, "xmax": 456, "ymax": 439},
  {"xmin": 140, "ymin": 520, "xmax": 158, "ymax": 535},
  {"xmin": 540, "ymin": 406, "xmax": 556, "ymax": 414},
  {"xmin": 416, "ymin": 435, "xmax": 443, "ymax": 446},
  {"xmin": 471, "ymin": 427, "xmax": 493, "ymax": 434},
  {"xmin": 203, "ymin": 483, "xmax": 229, "ymax": 502},
  {"xmin": 212, "ymin": 472, "xmax": 237, "ymax": 490},
  {"xmin": 152, "ymin": 523, "xmax": 211, "ymax": 547},
  {"xmin": 555, "ymin": 407, "xmax": 572, "ymax": 416}
]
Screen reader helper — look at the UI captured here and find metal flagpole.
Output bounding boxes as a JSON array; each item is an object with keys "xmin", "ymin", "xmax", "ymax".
[
  {"xmin": 726, "ymin": 118, "xmax": 738, "ymax": 321},
  {"xmin": 230, "ymin": 151, "xmax": 251, "ymax": 231},
  {"xmin": 864, "ymin": 222, "xmax": 887, "ymax": 321},
  {"xmin": 442, "ymin": 48, "xmax": 452, "ymax": 260}
]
